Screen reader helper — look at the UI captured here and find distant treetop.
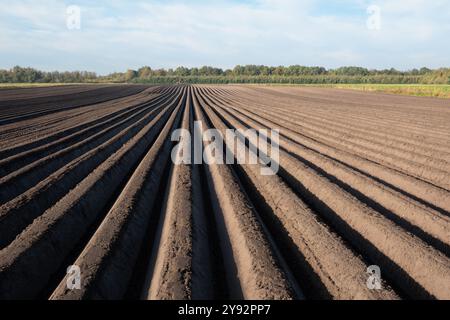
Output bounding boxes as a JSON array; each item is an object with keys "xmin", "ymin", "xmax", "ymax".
[{"xmin": 1, "ymin": 65, "xmax": 449, "ymax": 84}]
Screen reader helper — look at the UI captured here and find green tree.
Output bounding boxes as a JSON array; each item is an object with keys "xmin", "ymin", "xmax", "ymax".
[{"xmin": 125, "ymin": 69, "xmax": 138, "ymax": 81}]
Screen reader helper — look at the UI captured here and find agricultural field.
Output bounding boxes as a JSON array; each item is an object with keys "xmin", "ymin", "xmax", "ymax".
[
  {"xmin": 0, "ymin": 84, "xmax": 449, "ymax": 300},
  {"xmin": 0, "ymin": 83, "xmax": 71, "ymax": 89},
  {"xmin": 241, "ymin": 84, "xmax": 450, "ymax": 99},
  {"xmin": 319, "ymin": 84, "xmax": 450, "ymax": 99}
]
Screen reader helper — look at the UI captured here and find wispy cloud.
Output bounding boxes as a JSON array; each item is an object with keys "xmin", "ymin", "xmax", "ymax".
[{"xmin": 0, "ymin": 0, "xmax": 448, "ymax": 74}]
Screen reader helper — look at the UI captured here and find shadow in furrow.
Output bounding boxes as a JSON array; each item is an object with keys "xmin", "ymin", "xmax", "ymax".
[
  {"xmin": 278, "ymin": 166, "xmax": 432, "ymax": 299},
  {"xmin": 285, "ymin": 148, "xmax": 450, "ymax": 257}
]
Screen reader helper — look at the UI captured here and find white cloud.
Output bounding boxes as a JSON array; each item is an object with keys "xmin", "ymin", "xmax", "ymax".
[{"xmin": 0, "ymin": 0, "xmax": 448, "ymax": 73}]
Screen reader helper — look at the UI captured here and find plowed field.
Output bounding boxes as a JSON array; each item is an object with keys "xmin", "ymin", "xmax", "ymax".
[{"xmin": 0, "ymin": 85, "xmax": 449, "ymax": 300}]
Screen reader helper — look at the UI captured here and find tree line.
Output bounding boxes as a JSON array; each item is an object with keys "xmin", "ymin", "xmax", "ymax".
[
  {"xmin": 1, "ymin": 65, "xmax": 449, "ymax": 84},
  {"xmin": 0, "ymin": 66, "xmax": 97, "ymax": 83}
]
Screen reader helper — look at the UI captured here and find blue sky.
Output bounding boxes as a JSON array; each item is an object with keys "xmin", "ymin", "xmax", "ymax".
[{"xmin": 0, "ymin": 0, "xmax": 449, "ymax": 74}]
